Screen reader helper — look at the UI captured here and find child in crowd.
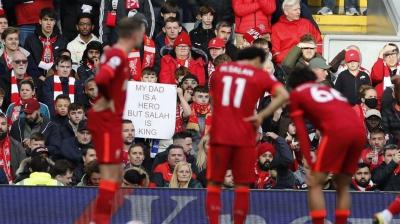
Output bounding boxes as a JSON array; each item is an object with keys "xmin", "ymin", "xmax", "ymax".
[
  {"xmin": 141, "ymin": 68, "xmax": 158, "ymax": 83},
  {"xmin": 53, "ymin": 94, "xmax": 71, "ymax": 126},
  {"xmin": 187, "ymin": 86, "xmax": 212, "ymax": 136}
]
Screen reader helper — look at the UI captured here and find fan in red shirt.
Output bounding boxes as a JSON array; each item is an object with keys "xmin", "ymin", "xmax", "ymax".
[
  {"xmin": 287, "ymin": 67, "xmax": 366, "ymax": 224},
  {"xmin": 86, "ymin": 16, "xmax": 146, "ymax": 224},
  {"xmin": 206, "ymin": 47, "xmax": 289, "ymax": 224}
]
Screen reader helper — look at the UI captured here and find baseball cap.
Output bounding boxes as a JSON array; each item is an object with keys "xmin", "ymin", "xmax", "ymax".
[
  {"xmin": 23, "ymin": 98, "xmax": 40, "ymax": 114},
  {"xmin": 208, "ymin": 37, "xmax": 225, "ymax": 49},
  {"xmin": 365, "ymin": 109, "xmax": 381, "ymax": 119},
  {"xmin": 309, "ymin": 57, "xmax": 331, "ymax": 70},
  {"xmin": 31, "ymin": 146, "xmax": 49, "ymax": 157},
  {"xmin": 77, "ymin": 120, "xmax": 88, "ymax": 132},
  {"xmin": 243, "ymin": 27, "xmax": 263, "ymax": 44},
  {"xmin": 384, "ymin": 144, "xmax": 398, "ymax": 150},
  {"xmin": 173, "ymin": 32, "xmax": 192, "ymax": 49},
  {"xmin": 345, "ymin": 49, "xmax": 360, "ymax": 63}
]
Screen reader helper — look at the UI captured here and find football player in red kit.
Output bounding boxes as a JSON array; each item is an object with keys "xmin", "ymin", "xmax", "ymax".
[
  {"xmin": 287, "ymin": 67, "xmax": 366, "ymax": 224},
  {"xmin": 374, "ymin": 197, "xmax": 400, "ymax": 223},
  {"xmin": 206, "ymin": 47, "xmax": 289, "ymax": 224},
  {"xmin": 87, "ymin": 16, "xmax": 145, "ymax": 224}
]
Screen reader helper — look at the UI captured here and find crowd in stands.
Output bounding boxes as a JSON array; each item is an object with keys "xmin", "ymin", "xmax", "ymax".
[{"xmin": 0, "ymin": 0, "xmax": 398, "ymax": 193}]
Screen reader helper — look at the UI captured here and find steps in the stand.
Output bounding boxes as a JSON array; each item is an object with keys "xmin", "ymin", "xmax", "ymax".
[
  {"xmin": 313, "ymin": 15, "xmax": 367, "ymax": 34},
  {"xmin": 308, "ymin": 0, "xmax": 367, "ymax": 8}
]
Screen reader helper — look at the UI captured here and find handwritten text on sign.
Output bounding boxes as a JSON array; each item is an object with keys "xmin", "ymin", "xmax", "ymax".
[{"xmin": 123, "ymin": 81, "xmax": 177, "ymax": 139}]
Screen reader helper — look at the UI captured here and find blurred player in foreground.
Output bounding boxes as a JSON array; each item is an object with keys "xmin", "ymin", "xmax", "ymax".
[
  {"xmin": 206, "ymin": 47, "xmax": 289, "ymax": 224},
  {"xmin": 287, "ymin": 67, "xmax": 366, "ymax": 224}
]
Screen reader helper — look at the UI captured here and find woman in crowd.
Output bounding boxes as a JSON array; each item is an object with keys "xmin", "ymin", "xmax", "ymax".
[{"xmin": 168, "ymin": 161, "xmax": 202, "ymax": 188}]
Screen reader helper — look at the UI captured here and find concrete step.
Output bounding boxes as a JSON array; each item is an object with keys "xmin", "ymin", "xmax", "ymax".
[{"xmin": 313, "ymin": 15, "xmax": 367, "ymax": 34}]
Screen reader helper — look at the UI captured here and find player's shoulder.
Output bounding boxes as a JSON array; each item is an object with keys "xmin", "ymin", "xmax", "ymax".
[
  {"xmin": 100, "ymin": 47, "xmax": 125, "ymax": 68},
  {"xmin": 293, "ymin": 82, "xmax": 321, "ymax": 93}
]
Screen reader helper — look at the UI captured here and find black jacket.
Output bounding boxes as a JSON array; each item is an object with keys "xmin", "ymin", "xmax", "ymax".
[
  {"xmin": 60, "ymin": 137, "xmax": 87, "ymax": 165},
  {"xmin": 270, "ymin": 136, "xmax": 296, "ymax": 189},
  {"xmin": 372, "ymin": 160, "xmax": 400, "ymax": 191},
  {"xmin": 189, "ymin": 25, "xmax": 215, "ymax": 54},
  {"xmin": 10, "ymin": 116, "xmax": 61, "ymax": 157},
  {"xmin": 382, "ymin": 104, "xmax": 400, "ymax": 144},
  {"xmin": 334, "ymin": 70, "xmax": 371, "ymax": 105}
]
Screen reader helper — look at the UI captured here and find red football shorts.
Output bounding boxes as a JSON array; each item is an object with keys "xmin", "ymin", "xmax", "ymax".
[
  {"xmin": 207, "ymin": 144, "xmax": 256, "ymax": 185},
  {"xmin": 312, "ymin": 128, "xmax": 366, "ymax": 175},
  {"xmin": 87, "ymin": 110, "xmax": 123, "ymax": 164}
]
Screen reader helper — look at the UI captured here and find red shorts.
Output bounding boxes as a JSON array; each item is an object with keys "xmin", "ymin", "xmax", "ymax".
[
  {"xmin": 313, "ymin": 128, "xmax": 366, "ymax": 175},
  {"xmin": 207, "ymin": 144, "xmax": 256, "ymax": 184},
  {"xmin": 87, "ymin": 110, "xmax": 123, "ymax": 164}
]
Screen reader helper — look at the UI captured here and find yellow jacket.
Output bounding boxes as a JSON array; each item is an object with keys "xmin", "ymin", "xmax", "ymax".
[{"xmin": 15, "ymin": 172, "xmax": 63, "ymax": 186}]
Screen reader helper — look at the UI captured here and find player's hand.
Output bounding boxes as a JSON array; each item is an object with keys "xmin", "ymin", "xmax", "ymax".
[
  {"xmin": 265, "ymin": 132, "xmax": 279, "ymax": 140},
  {"xmin": 244, "ymin": 114, "xmax": 262, "ymax": 130},
  {"xmin": 393, "ymin": 152, "xmax": 400, "ymax": 163}
]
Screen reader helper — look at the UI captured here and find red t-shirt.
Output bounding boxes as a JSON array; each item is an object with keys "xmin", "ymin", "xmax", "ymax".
[
  {"xmin": 210, "ymin": 62, "xmax": 282, "ymax": 146},
  {"xmin": 289, "ymin": 83, "xmax": 363, "ymax": 133},
  {"xmin": 95, "ymin": 47, "xmax": 129, "ymax": 117}
]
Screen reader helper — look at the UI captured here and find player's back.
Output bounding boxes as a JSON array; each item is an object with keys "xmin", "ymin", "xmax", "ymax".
[
  {"xmin": 210, "ymin": 62, "xmax": 281, "ymax": 146},
  {"xmin": 290, "ymin": 83, "xmax": 363, "ymax": 133}
]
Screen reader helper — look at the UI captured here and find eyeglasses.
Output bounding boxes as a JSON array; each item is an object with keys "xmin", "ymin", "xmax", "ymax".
[
  {"xmin": 13, "ymin": 60, "xmax": 28, "ymax": 65},
  {"xmin": 301, "ymin": 47, "xmax": 316, "ymax": 50}
]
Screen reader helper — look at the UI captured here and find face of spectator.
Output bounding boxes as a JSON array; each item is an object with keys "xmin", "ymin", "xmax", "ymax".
[
  {"xmin": 142, "ymin": 74, "xmax": 158, "ymax": 83},
  {"xmin": 354, "ymin": 166, "xmax": 371, "ymax": 187},
  {"xmin": 30, "ymin": 139, "xmax": 45, "ymax": 150},
  {"xmin": 56, "ymin": 61, "xmax": 72, "ymax": 77},
  {"xmin": 76, "ymin": 130, "xmax": 92, "ymax": 145},
  {"xmin": 174, "ymin": 137, "xmax": 193, "ymax": 154},
  {"xmin": 12, "ymin": 52, "xmax": 28, "ymax": 75},
  {"xmin": 83, "ymin": 148, "xmax": 97, "ymax": 165},
  {"xmin": 209, "ymin": 47, "xmax": 225, "ymax": 60},
  {"xmin": 201, "ymin": 13, "xmax": 213, "ymax": 27},
  {"xmin": 177, "ymin": 164, "xmax": 191, "ymax": 183},
  {"xmin": 215, "ymin": 26, "xmax": 232, "ymax": 43},
  {"xmin": 383, "ymin": 46, "xmax": 399, "ymax": 68},
  {"xmin": 347, "ymin": 61, "xmax": 360, "ymax": 71},
  {"xmin": 363, "ymin": 89, "xmax": 377, "ymax": 101},
  {"xmin": 258, "ymin": 152, "xmax": 274, "ymax": 170},
  {"xmin": 40, "ymin": 16, "xmax": 56, "ymax": 35},
  {"xmin": 55, "ymin": 99, "xmax": 70, "ymax": 116},
  {"xmin": 366, "ymin": 116, "xmax": 381, "ymax": 130},
  {"xmin": 312, "ymin": 68, "xmax": 328, "ymax": 82},
  {"xmin": 181, "ymin": 78, "xmax": 198, "ymax": 93},
  {"xmin": 122, "ymin": 123, "xmax": 135, "ymax": 145},
  {"xmin": 0, "ymin": 117, "xmax": 7, "ymax": 135},
  {"xmin": 254, "ymin": 43, "xmax": 270, "ymax": 55},
  {"xmin": 168, "ymin": 147, "xmax": 185, "ymax": 169},
  {"xmin": 223, "ymin": 170, "xmax": 234, "ymax": 188},
  {"xmin": 161, "ymin": 13, "xmax": 177, "ymax": 21},
  {"xmin": 88, "ymin": 49, "xmax": 101, "ymax": 62},
  {"xmin": 384, "ymin": 148, "xmax": 398, "ymax": 164},
  {"xmin": 56, "ymin": 170, "xmax": 73, "ymax": 186},
  {"xmin": 193, "ymin": 91, "xmax": 210, "ymax": 104},
  {"xmin": 175, "ymin": 44, "xmax": 190, "ymax": 59},
  {"xmin": 0, "ymin": 17, "xmax": 8, "ymax": 35},
  {"xmin": 68, "ymin": 109, "xmax": 84, "ymax": 125},
  {"xmin": 19, "ymin": 83, "xmax": 35, "ymax": 100},
  {"xmin": 77, "ymin": 18, "xmax": 93, "ymax": 37},
  {"xmin": 85, "ymin": 80, "xmax": 98, "ymax": 100},
  {"xmin": 89, "ymin": 172, "xmax": 101, "ymax": 186},
  {"xmin": 26, "ymin": 110, "xmax": 40, "ymax": 125},
  {"xmin": 164, "ymin": 22, "xmax": 181, "ymax": 40},
  {"xmin": 4, "ymin": 33, "xmax": 19, "ymax": 51},
  {"xmin": 284, "ymin": 4, "xmax": 301, "ymax": 21},
  {"xmin": 129, "ymin": 146, "xmax": 144, "ymax": 166},
  {"xmin": 301, "ymin": 44, "xmax": 316, "ymax": 61},
  {"xmin": 369, "ymin": 132, "xmax": 386, "ymax": 151}
]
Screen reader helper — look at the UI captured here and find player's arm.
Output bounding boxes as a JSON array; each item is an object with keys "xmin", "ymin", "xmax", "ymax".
[
  {"xmin": 290, "ymin": 110, "xmax": 313, "ymax": 166},
  {"xmin": 95, "ymin": 56, "xmax": 120, "ymax": 98}
]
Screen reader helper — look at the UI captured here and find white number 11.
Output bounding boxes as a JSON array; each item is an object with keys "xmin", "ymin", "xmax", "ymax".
[{"xmin": 222, "ymin": 76, "xmax": 246, "ymax": 108}]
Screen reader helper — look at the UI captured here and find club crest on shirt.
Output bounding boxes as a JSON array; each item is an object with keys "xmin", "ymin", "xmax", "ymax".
[{"xmin": 107, "ymin": 56, "xmax": 121, "ymax": 69}]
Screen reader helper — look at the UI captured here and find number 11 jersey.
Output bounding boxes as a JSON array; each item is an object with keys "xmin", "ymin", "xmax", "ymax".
[{"xmin": 210, "ymin": 62, "xmax": 282, "ymax": 146}]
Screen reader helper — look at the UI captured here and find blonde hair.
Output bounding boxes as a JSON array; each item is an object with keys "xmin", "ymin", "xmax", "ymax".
[
  {"xmin": 282, "ymin": 0, "xmax": 300, "ymax": 10},
  {"xmin": 196, "ymin": 135, "xmax": 209, "ymax": 172},
  {"xmin": 169, "ymin": 161, "xmax": 192, "ymax": 188}
]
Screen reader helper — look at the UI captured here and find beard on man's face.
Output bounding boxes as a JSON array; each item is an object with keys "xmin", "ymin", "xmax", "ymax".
[
  {"xmin": 356, "ymin": 178, "xmax": 369, "ymax": 187},
  {"xmin": 258, "ymin": 160, "xmax": 271, "ymax": 171}
]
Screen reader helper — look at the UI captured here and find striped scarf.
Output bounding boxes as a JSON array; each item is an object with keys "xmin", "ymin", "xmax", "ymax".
[
  {"xmin": 0, "ymin": 136, "xmax": 12, "ymax": 182},
  {"xmin": 186, "ymin": 102, "xmax": 212, "ymax": 136},
  {"xmin": 53, "ymin": 75, "xmax": 75, "ymax": 102},
  {"xmin": 11, "ymin": 70, "xmax": 26, "ymax": 104}
]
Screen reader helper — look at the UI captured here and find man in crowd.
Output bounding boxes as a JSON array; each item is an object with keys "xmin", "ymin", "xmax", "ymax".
[
  {"xmin": 125, "ymin": 143, "xmax": 150, "ymax": 175},
  {"xmin": 77, "ymin": 41, "xmax": 102, "ymax": 82},
  {"xmin": 155, "ymin": 17, "xmax": 182, "ymax": 55},
  {"xmin": 372, "ymin": 144, "xmax": 400, "ymax": 191},
  {"xmin": 122, "ymin": 119, "xmax": 135, "ymax": 165},
  {"xmin": 60, "ymin": 103, "xmax": 85, "ymax": 139},
  {"xmin": 207, "ymin": 37, "xmax": 225, "ymax": 76},
  {"xmin": 214, "ymin": 21, "xmax": 237, "ymax": 59},
  {"xmin": 350, "ymin": 163, "xmax": 375, "ymax": 191},
  {"xmin": 359, "ymin": 128, "xmax": 386, "ymax": 171},
  {"xmin": 52, "ymin": 94, "xmax": 71, "ymax": 127},
  {"xmin": 190, "ymin": 5, "xmax": 216, "ymax": 53},
  {"xmin": 15, "ymin": 155, "xmax": 62, "ymax": 186},
  {"xmin": 77, "ymin": 77, "xmax": 98, "ymax": 111},
  {"xmin": 78, "ymin": 160, "xmax": 101, "ymax": 186},
  {"xmin": 60, "ymin": 120, "xmax": 92, "ymax": 165},
  {"xmin": 72, "ymin": 145, "xmax": 97, "ymax": 185},
  {"xmin": 51, "ymin": 159, "xmax": 74, "ymax": 186}
]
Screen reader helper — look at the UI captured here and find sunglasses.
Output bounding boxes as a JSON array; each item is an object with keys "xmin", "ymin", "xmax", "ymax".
[
  {"xmin": 301, "ymin": 47, "xmax": 316, "ymax": 50},
  {"xmin": 13, "ymin": 60, "xmax": 28, "ymax": 65}
]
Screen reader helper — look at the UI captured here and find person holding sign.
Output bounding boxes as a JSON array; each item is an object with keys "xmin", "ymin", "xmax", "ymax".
[
  {"xmin": 206, "ymin": 47, "xmax": 289, "ymax": 224},
  {"xmin": 86, "ymin": 16, "xmax": 145, "ymax": 224}
]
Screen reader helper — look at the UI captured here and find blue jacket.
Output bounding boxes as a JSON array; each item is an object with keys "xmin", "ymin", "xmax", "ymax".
[{"xmin": 6, "ymin": 102, "xmax": 50, "ymax": 121}]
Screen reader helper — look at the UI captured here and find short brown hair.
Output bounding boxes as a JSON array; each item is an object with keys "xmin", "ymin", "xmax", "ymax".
[
  {"xmin": 174, "ymin": 66, "xmax": 190, "ymax": 80},
  {"xmin": 358, "ymin": 85, "xmax": 375, "ymax": 99},
  {"xmin": 164, "ymin": 16, "xmax": 180, "ymax": 27},
  {"xmin": 198, "ymin": 5, "xmax": 215, "ymax": 16},
  {"xmin": 142, "ymin": 67, "xmax": 157, "ymax": 77},
  {"xmin": 117, "ymin": 16, "xmax": 145, "ymax": 39},
  {"xmin": 213, "ymin": 53, "xmax": 232, "ymax": 67},
  {"xmin": 215, "ymin": 21, "xmax": 231, "ymax": 31},
  {"xmin": 56, "ymin": 55, "xmax": 72, "ymax": 65},
  {"xmin": 161, "ymin": 1, "xmax": 180, "ymax": 14},
  {"xmin": 1, "ymin": 27, "xmax": 18, "ymax": 40}
]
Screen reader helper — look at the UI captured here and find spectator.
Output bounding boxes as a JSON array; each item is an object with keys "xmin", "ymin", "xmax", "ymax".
[
  {"xmin": 151, "ymin": 144, "xmax": 186, "ymax": 187},
  {"xmin": 352, "ymin": 85, "xmax": 378, "ymax": 129},
  {"xmin": 189, "ymin": 5, "xmax": 216, "ymax": 53},
  {"xmin": 223, "ymin": 169, "xmax": 234, "ymax": 188},
  {"xmin": 271, "ymin": 0, "xmax": 322, "ymax": 64},
  {"xmin": 176, "ymin": 83, "xmax": 192, "ymax": 134},
  {"xmin": 141, "ymin": 68, "xmax": 158, "ymax": 83},
  {"xmin": 359, "ymin": 128, "xmax": 386, "ymax": 171},
  {"xmin": 371, "ymin": 43, "xmax": 399, "ymax": 102},
  {"xmin": 0, "ymin": 13, "xmax": 8, "ymax": 53},
  {"xmin": 179, "ymin": 73, "xmax": 199, "ymax": 102},
  {"xmin": 50, "ymin": 159, "xmax": 74, "ymax": 186},
  {"xmin": 77, "ymin": 41, "xmax": 102, "ymax": 82},
  {"xmin": 72, "ymin": 145, "xmax": 97, "ymax": 185},
  {"xmin": 77, "ymin": 77, "xmax": 98, "ymax": 111},
  {"xmin": 208, "ymin": 53, "xmax": 232, "ymax": 88},
  {"xmin": 308, "ymin": 57, "xmax": 331, "ymax": 84},
  {"xmin": 67, "ymin": 13, "xmax": 100, "ymax": 70},
  {"xmin": 15, "ymin": 0, "xmax": 54, "ymax": 46},
  {"xmin": 52, "ymin": 94, "xmax": 71, "ymax": 126},
  {"xmin": 272, "ymin": 0, "xmax": 319, "ymax": 30},
  {"xmin": 14, "ymin": 144, "xmax": 51, "ymax": 183},
  {"xmin": 60, "ymin": 103, "xmax": 85, "ymax": 139},
  {"xmin": 60, "ymin": 120, "xmax": 92, "ymax": 165},
  {"xmin": 168, "ymin": 161, "xmax": 202, "ymax": 188},
  {"xmin": 153, "ymin": 1, "xmax": 181, "ymax": 38},
  {"xmin": 198, "ymin": 0, "xmax": 234, "ymax": 24},
  {"xmin": 382, "ymin": 82, "xmax": 400, "ymax": 143},
  {"xmin": 334, "ymin": 49, "xmax": 371, "ymax": 105},
  {"xmin": 15, "ymin": 155, "xmax": 62, "ymax": 186},
  {"xmin": 317, "ymin": 0, "xmax": 360, "ymax": 16},
  {"xmin": 122, "ymin": 119, "xmax": 135, "ymax": 165},
  {"xmin": 160, "ymin": 32, "xmax": 206, "ymax": 85},
  {"xmin": 187, "ymin": 86, "xmax": 211, "ymax": 136},
  {"xmin": 78, "ymin": 159, "xmax": 100, "ymax": 186},
  {"xmin": 26, "ymin": 132, "xmax": 46, "ymax": 156},
  {"xmin": 99, "ymin": 0, "xmax": 155, "ymax": 45},
  {"xmin": 122, "ymin": 167, "xmax": 150, "ymax": 188},
  {"xmin": 232, "ymin": 0, "xmax": 275, "ymax": 48},
  {"xmin": 365, "ymin": 109, "xmax": 383, "ymax": 134},
  {"xmin": 214, "ymin": 21, "xmax": 237, "ymax": 60},
  {"xmin": 207, "ymin": 37, "xmax": 225, "ymax": 76},
  {"xmin": 253, "ymin": 38, "xmax": 272, "ymax": 60},
  {"xmin": 125, "ymin": 143, "xmax": 151, "ymax": 173},
  {"xmin": 372, "ymin": 145, "xmax": 400, "ymax": 191},
  {"xmin": 155, "ymin": 17, "xmax": 182, "ymax": 56},
  {"xmin": 24, "ymin": 8, "xmax": 67, "ymax": 79},
  {"xmin": 282, "ymin": 34, "xmax": 319, "ymax": 71},
  {"xmin": 42, "ymin": 55, "xmax": 83, "ymax": 118},
  {"xmin": 10, "ymin": 98, "xmax": 60, "ymax": 157},
  {"xmin": 350, "ymin": 163, "xmax": 375, "ymax": 191}
]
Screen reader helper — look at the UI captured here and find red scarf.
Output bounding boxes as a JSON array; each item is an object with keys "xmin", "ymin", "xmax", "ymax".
[
  {"xmin": 3, "ymin": 51, "xmax": 12, "ymax": 70},
  {"xmin": 177, "ymin": 58, "xmax": 189, "ymax": 68},
  {"xmin": 175, "ymin": 105, "xmax": 184, "ymax": 133},
  {"xmin": 187, "ymin": 102, "xmax": 212, "ymax": 136},
  {"xmin": 11, "ymin": 70, "xmax": 27, "ymax": 104},
  {"xmin": 208, "ymin": 61, "xmax": 215, "ymax": 76},
  {"xmin": 128, "ymin": 36, "xmax": 156, "ymax": 81},
  {"xmin": 350, "ymin": 178, "xmax": 375, "ymax": 191},
  {"xmin": 54, "ymin": 75, "xmax": 76, "ymax": 102},
  {"xmin": 86, "ymin": 61, "xmax": 94, "ymax": 70},
  {"xmin": 0, "ymin": 136, "xmax": 12, "ymax": 182},
  {"xmin": 39, "ymin": 36, "xmax": 57, "ymax": 69},
  {"xmin": 254, "ymin": 165, "xmax": 276, "ymax": 189}
]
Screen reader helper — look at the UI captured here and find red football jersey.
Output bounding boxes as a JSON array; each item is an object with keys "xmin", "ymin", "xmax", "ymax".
[
  {"xmin": 289, "ymin": 83, "xmax": 364, "ymax": 133},
  {"xmin": 210, "ymin": 62, "xmax": 282, "ymax": 146},
  {"xmin": 95, "ymin": 47, "xmax": 129, "ymax": 117}
]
